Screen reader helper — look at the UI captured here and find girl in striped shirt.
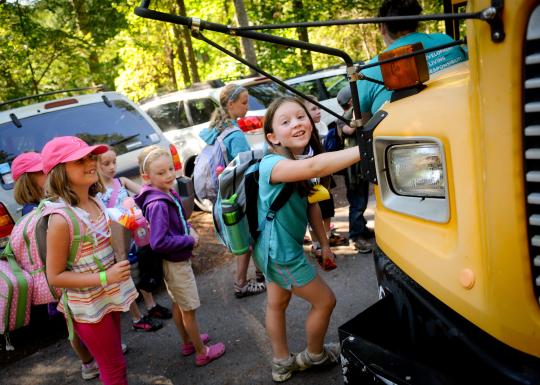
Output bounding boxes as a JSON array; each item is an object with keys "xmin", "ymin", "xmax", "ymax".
[{"xmin": 44, "ymin": 136, "xmax": 138, "ymax": 385}]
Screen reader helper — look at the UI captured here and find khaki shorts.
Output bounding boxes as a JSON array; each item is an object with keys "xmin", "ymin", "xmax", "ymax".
[{"xmin": 162, "ymin": 259, "xmax": 200, "ymax": 311}]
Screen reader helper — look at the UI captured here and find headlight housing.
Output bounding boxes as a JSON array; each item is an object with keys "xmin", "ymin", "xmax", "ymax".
[
  {"xmin": 374, "ymin": 137, "xmax": 449, "ymax": 223},
  {"xmin": 387, "ymin": 144, "xmax": 446, "ymax": 198}
]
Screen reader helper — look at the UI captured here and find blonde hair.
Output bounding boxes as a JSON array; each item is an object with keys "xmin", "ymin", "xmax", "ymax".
[
  {"xmin": 303, "ymin": 94, "xmax": 319, "ymax": 105},
  {"xmin": 209, "ymin": 84, "xmax": 247, "ymax": 132},
  {"xmin": 45, "ymin": 163, "xmax": 104, "ymax": 206},
  {"xmin": 138, "ymin": 145, "xmax": 171, "ymax": 174},
  {"xmin": 14, "ymin": 173, "xmax": 43, "ymax": 206}
]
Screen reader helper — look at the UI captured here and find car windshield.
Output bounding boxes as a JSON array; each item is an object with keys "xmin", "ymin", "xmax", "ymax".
[
  {"xmin": 245, "ymin": 82, "xmax": 286, "ymax": 109},
  {"xmin": 0, "ymin": 99, "xmax": 159, "ymax": 164}
]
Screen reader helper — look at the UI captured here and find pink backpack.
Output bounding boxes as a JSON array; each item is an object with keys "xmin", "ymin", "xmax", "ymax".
[
  {"xmin": 0, "ymin": 257, "xmax": 33, "ymax": 350},
  {"xmin": 3, "ymin": 201, "xmax": 87, "ymax": 306}
]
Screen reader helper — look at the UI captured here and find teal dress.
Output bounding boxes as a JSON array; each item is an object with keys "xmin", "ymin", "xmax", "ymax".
[
  {"xmin": 359, "ymin": 32, "xmax": 468, "ymax": 115},
  {"xmin": 253, "ymin": 154, "xmax": 317, "ymax": 290}
]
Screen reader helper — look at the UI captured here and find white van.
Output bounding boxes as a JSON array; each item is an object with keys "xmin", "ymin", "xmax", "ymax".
[{"xmin": 0, "ymin": 89, "xmax": 193, "ymax": 249}]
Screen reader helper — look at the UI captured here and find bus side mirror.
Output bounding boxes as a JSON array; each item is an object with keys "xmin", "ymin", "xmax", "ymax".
[{"xmin": 379, "ymin": 43, "xmax": 429, "ymax": 91}]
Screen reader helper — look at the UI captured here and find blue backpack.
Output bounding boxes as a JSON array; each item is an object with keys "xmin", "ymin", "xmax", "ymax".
[
  {"xmin": 213, "ymin": 150, "xmax": 293, "ymax": 253},
  {"xmin": 324, "ymin": 125, "xmax": 343, "ymax": 152}
]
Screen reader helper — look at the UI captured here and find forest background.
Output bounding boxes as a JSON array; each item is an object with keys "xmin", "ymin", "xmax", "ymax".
[{"xmin": 1, "ymin": 0, "xmax": 447, "ymax": 104}]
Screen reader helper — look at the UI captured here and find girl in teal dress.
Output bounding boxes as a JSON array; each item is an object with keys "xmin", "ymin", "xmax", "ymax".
[{"xmin": 253, "ymin": 96, "xmax": 362, "ymax": 382}]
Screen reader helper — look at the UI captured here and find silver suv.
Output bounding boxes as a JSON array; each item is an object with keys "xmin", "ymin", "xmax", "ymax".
[
  {"xmin": 0, "ymin": 89, "xmax": 193, "ymax": 249},
  {"xmin": 140, "ymin": 76, "xmax": 284, "ymax": 178}
]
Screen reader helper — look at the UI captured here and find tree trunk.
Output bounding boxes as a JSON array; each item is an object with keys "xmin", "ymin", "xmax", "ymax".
[
  {"xmin": 175, "ymin": 0, "xmax": 200, "ymax": 83},
  {"xmin": 292, "ymin": 0, "xmax": 313, "ymax": 72},
  {"xmin": 233, "ymin": 0, "xmax": 257, "ymax": 75},
  {"xmin": 70, "ymin": 0, "xmax": 100, "ymax": 84},
  {"xmin": 165, "ymin": 41, "xmax": 177, "ymax": 90},
  {"xmin": 173, "ymin": 25, "xmax": 191, "ymax": 87}
]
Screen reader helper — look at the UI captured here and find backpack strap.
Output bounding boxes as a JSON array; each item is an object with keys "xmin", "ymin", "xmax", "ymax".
[
  {"xmin": 20, "ymin": 205, "xmax": 47, "ymax": 266},
  {"xmin": 41, "ymin": 205, "xmax": 91, "ymax": 341},
  {"xmin": 40, "ymin": 205, "xmax": 89, "ymax": 269},
  {"xmin": 107, "ymin": 178, "xmax": 122, "ymax": 208},
  {"xmin": 216, "ymin": 126, "xmax": 241, "ymax": 164},
  {"xmin": 265, "ymin": 183, "xmax": 294, "ymax": 222}
]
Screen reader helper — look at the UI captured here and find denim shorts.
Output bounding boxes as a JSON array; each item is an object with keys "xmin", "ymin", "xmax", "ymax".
[{"xmin": 266, "ymin": 256, "xmax": 317, "ymax": 290}]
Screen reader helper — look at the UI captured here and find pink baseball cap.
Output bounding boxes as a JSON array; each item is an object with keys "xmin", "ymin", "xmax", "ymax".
[
  {"xmin": 11, "ymin": 152, "xmax": 43, "ymax": 181},
  {"xmin": 41, "ymin": 136, "xmax": 108, "ymax": 175}
]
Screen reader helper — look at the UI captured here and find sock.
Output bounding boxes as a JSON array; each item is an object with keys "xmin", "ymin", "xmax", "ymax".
[
  {"xmin": 273, "ymin": 354, "xmax": 294, "ymax": 365},
  {"xmin": 132, "ymin": 317, "xmax": 142, "ymax": 324},
  {"xmin": 313, "ymin": 241, "xmax": 320, "ymax": 249},
  {"xmin": 82, "ymin": 359, "xmax": 95, "ymax": 368},
  {"xmin": 326, "ymin": 230, "xmax": 332, "ymax": 238},
  {"xmin": 307, "ymin": 350, "xmax": 325, "ymax": 362}
]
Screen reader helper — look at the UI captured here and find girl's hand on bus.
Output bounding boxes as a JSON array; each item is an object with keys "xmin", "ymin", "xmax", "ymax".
[{"xmin": 107, "ymin": 260, "xmax": 131, "ymax": 283}]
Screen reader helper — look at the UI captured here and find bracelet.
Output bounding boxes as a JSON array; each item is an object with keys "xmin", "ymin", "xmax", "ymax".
[{"xmin": 99, "ymin": 271, "xmax": 107, "ymax": 287}]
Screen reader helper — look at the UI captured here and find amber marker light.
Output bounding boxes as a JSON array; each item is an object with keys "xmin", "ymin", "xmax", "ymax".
[{"xmin": 379, "ymin": 43, "xmax": 429, "ymax": 91}]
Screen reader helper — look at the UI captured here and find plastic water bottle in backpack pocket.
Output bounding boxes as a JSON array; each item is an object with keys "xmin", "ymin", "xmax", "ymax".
[{"xmin": 220, "ymin": 194, "xmax": 250, "ymax": 255}]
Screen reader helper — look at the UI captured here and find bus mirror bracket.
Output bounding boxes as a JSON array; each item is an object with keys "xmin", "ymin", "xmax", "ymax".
[
  {"xmin": 357, "ymin": 110, "xmax": 388, "ymax": 185},
  {"xmin": 483, "ymin": 0, "xmax": 505, "ymax": 42}
]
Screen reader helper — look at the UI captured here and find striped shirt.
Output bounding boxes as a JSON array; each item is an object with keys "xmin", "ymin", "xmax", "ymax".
[{"xmin": 58, "ymin": 207, "xmax": 138, "ymax": 323}]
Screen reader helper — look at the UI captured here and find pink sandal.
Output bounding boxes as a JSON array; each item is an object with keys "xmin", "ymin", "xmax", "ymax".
[
  {"xmin": 195, "ymin": 343, "xmax": 226, "ymax": 366},
  {"xmin": 181, "ymin": 333, "xmax": 210, "ymax": 356}
]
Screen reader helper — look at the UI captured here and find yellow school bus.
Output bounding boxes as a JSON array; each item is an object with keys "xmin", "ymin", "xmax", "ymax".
[{"xmin": 339, "ymin": 0, "xmax": 540, "ymax": 383}]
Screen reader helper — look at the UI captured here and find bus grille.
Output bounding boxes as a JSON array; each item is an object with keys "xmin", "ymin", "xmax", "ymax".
[{"xmin": 523, "ymin": 5, "xmax": 540, "ymax": 307}]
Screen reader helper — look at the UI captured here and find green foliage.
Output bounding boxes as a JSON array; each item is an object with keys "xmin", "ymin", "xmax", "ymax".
[{"xmin": 2, "ymin": 0, "xmax": 448, "ymax": 104}]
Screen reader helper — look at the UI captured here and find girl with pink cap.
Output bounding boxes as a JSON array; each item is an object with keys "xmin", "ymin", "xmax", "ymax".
[
  {"xmin": 12, "ymin": 150, "xmax": 102, "ymax": 380},
  {"xmin": 42, "ymin": 136, "xmax": 138, "ymax": 385},
  {"xmin": 12, "ymin": 152, "xmax": 46, "ymax": 216}
]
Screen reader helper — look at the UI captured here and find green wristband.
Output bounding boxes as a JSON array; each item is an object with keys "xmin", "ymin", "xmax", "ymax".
[{"xmin": 99, "ymin": 271, "xmax": 107, "ymax": 287}]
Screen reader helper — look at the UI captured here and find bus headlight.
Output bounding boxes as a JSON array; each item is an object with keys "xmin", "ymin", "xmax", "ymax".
[{"xmin": 387, "ymin": 143, "xmax": 446, "ymax": 198}]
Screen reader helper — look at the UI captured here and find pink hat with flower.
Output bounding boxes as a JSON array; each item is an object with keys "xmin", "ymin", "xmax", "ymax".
[
  {"xmin": 11, "ymin": 152, "xmax": 43, "ymax": 181},
  {"xmin": 41, "ymin": 136, "xmax": 108, "ymax": 175}
]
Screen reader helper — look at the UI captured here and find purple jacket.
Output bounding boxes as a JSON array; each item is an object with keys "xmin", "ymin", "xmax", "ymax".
[{"xmin": 134, "ymin": 185, "xmax": 194, "ymax": 262}]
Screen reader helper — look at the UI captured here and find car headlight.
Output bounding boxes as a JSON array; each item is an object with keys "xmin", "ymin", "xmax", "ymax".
[{"xmin": 387, "ymin": 143, "xmax": 446, "ymax": 198}]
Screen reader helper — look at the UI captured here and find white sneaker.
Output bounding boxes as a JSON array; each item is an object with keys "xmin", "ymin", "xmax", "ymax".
[
  {"xmin": 271, "ymin": 354, "xmax": 299, "ymax": 382},
  {"xmin": 81, "ymin": 359, "xmax": 99, "ymax": 380},
  {"xmin": 296, "ymin": 343, "xmax": 341, "ymax": 370}
]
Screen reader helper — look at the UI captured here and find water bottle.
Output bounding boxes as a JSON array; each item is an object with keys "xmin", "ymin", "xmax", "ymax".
[
  {"xmin": 221, "ymin": 193, "xmax": 250, "ymax": 255},
  {"xmin": 123, "ymin": 198, "xmax": 151, "ymax": 247}
]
